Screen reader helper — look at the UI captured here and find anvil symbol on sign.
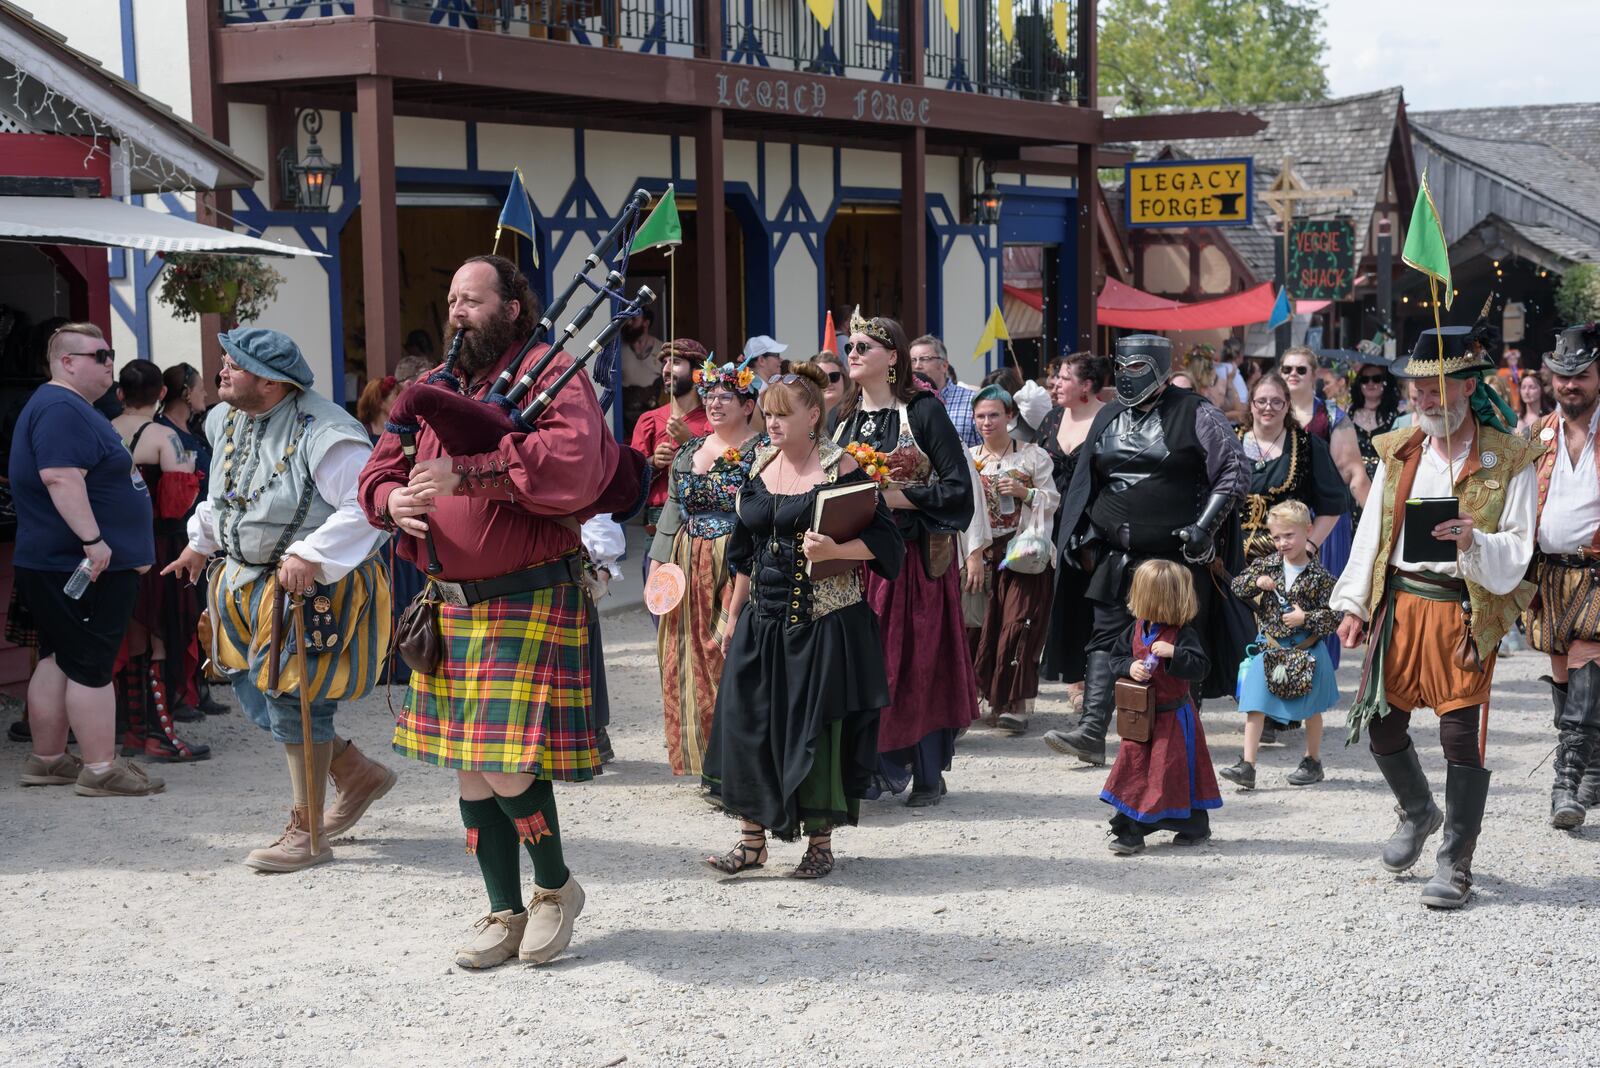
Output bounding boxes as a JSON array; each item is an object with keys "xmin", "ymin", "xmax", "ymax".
[{"xmin": 1212, "ymin": 193, "xmax": 1243, "ymax": 215}]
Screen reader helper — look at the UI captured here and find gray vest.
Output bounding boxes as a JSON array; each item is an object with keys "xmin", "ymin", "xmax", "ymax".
[{"xmin": 204, "ymin": 390, "xmax": 370, "ymax": 582}]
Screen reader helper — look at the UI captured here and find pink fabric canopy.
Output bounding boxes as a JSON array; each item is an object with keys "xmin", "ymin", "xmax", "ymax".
[{"xmin": 1096, "ymin": 279, "xmax": 1329, "ymax": 330}]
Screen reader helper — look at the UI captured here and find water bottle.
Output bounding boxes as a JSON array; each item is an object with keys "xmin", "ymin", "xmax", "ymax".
[
  {"xmin": 63, "ymin": 557, "xmax": 94, "ymax": 600},
  {"xmin": 996, "ymin": 466, "xmax": 1017, "ymax": 517}
]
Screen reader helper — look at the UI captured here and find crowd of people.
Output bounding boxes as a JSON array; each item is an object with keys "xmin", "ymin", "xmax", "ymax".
[{"xmin": 9, "ymin": 254, "xmax": 1600, "ymax": 972}]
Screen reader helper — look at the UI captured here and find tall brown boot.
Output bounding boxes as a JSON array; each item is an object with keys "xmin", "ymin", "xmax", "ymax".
[{"xmin": 323, "ymin": 739, "xmax": 399, "ymax": 838}]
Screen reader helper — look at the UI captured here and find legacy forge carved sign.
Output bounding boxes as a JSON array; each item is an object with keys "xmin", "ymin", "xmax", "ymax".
[
  {"xmin": 713, "ymin": 72, "xmax": 933, "ymax": 126},
  {"xmin": 1124, "ymin": 157, "xmax": 1253, "ymax": 229}
]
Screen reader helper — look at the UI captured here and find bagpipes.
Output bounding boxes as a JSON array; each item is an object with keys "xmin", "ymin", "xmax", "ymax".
[{"xmin": 386, "ymin": 189, "xmax": 657, "ymax": 574}]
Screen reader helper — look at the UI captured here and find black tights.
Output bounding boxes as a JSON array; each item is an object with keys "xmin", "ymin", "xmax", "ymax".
[{"xmin": 1368, "ymin": 705, "xmax": 1482, "ymax": 767}]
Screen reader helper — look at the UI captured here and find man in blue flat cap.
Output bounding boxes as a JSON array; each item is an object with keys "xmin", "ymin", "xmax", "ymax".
[{"xmin": 164, "ymin": 328, "xmax": 397, "ymax": 872}]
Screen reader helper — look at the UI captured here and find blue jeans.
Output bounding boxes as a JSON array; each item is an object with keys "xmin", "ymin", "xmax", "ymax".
[{"xmin": 228, "ymin": 669, "xmax": 338, "ymax": 744}]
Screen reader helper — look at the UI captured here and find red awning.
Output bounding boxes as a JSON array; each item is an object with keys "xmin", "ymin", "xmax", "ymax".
[
  {"xmin": 1097, "ymin": 280, "xmax": 1332, "ymax": 330},
  {"xmin": 1002, "ymin": 283, "xmax": 1043, "ymax": 312}
]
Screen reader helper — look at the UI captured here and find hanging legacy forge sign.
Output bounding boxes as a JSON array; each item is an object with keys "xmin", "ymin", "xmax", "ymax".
[
  {"xmin": 1125, "ymin": 158, "xmax": 1253, "ymax": 229},
  {"xmin": 1289, "ymin": 218, "xmax": 1356, "ymax": 301}
]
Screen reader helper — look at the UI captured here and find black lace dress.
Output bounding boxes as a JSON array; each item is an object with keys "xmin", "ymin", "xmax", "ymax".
[
  {"xmin": 702, "ymin": 451, "xmax": 905, "ymax": 839},
  {"xmin": 1037, "ymin": 406, "xmax": 1091, "ymax": 683}
]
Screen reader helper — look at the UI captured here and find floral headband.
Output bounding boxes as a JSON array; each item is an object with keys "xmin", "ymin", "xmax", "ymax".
[
  {"xmin": 848, "ymin": 306, "xmax": 894, "ymax": 349},
  {"xmin": 692, "ymin": 357, "xmax": 757, "ymax": 397}
]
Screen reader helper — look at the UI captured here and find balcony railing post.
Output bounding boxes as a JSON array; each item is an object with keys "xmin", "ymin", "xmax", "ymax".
[
  {"xmin": 900, "ymin": 0, "xmax": 923, "ymax": 83},
  {"xmin": 1077, "ymin": 0, "xmax": 1096, "ymax": 106}
]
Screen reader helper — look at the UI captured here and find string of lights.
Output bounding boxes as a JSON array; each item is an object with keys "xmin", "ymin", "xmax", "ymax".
[{"xmin": 4, "ymin": 68, "xmax": 191, "ymax": 194}]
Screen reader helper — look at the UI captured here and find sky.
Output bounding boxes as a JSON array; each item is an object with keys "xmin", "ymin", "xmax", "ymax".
[{"xmin": 1322, "ymin": 0, "xmax": 1598, "ymax": 110}]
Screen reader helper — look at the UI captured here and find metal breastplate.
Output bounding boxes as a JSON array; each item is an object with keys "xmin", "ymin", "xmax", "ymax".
[{"xmin": 1094, "ymin": 406, "xmax": 1169, "ymax": 492}]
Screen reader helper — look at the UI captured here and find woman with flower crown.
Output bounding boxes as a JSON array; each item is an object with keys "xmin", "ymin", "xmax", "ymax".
[
  {"xmin": 647, "ymin": 358, "xmax": 763, "ymax": 775},
  {"xmin": 830, "ymin": 311, "xmax": 978, "ymax": 806},
  {"xmin": 700, "ymin": 363, "xmax": 904, "ymax": 878}
]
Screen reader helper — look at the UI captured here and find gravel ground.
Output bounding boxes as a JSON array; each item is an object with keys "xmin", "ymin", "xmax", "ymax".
[{"xmin": 1, "ymin": 608, "xmax": 1596, "ymax": 1068}]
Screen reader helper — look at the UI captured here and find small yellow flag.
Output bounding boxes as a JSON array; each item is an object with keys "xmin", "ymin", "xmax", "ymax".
[
  {"xmin": 973, "ymin": 305, "xmax": 1011, "ymax": 362},
  {"xmin": 806, "ymin": 0, "xmax": 834, "ymax": 30},
  {"xmin": 999, "ymin": 0, "xmax": 1015, "ymax": 44},
  {"xmin": 943, "ymin": 0, "xmax": 960, "ymax": 33},
  {"xmin": 866, "ymin": 0, "xmax": 882, "ymax": 18},
  {"xmin": 1052, "ymin": 1, "xmax": 1068, "ymax": 50}
]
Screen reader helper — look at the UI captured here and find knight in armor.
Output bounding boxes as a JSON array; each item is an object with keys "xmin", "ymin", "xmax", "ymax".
[{"xmin": 1042, "ymin": 334, "xmax": 1249, "ymax": 766}]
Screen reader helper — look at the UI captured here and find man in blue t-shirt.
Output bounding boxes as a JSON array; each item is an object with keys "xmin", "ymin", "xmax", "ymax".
[{"xmin": 10, "ymin": 322, "xmax": 159, "ymax": 798}]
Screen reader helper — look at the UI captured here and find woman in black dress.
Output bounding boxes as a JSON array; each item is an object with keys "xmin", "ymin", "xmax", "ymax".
[
  {"xmin": 703, "ymin": 364, "xmax": 903, "ymax": 879},
  {"xmin": 1237, "ymin": 372, "xmax": 1348, "ymax": 561},
  {"xmin": 1348, "ymin": 359, "xmax": 1400, "ymax": 523}
]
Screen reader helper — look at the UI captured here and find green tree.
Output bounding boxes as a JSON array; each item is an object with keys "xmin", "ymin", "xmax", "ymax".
[
  {"xmin": 1100, "ymin": 0, "xmax": 1329, "ymax": 113},
  {"xmin": 1555, "ymin": 263, "xmax": 1600, "ymax": 324}
]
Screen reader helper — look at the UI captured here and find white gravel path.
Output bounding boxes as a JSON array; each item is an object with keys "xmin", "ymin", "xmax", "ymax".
[{"xmin": 1, "ymin": 608, "xmax": 1596, "ymax": 1068}]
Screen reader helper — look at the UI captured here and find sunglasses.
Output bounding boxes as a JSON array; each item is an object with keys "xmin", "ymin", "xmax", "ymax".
[
  {"xmin": 1358, "ymin": 374, "xmax": 1387, "ymax": 385},
  {"xmin": 825, "ymin": 370, "xmax": 843, "ymax": 384},
  {"xmin": 1279, "ymin": 365, "xmax": 1311, "ymax": 377},
  {"xmin": 845, "ymin": 341, "xmax": 881, "ymax": 356},
  {"xmin": 67, "ymin": 348, "xmax": 115, "ymax": 365}
]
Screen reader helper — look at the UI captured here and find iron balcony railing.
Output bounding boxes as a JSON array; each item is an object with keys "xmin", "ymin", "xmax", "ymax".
[{"xmin": 218, "ymin": 0, "xmax": 1082, "ymax": 101}]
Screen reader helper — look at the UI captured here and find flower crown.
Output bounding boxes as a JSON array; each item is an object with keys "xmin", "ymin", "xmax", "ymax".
[
  {"xmin": 692, "ymin": 357, "xmax": 757, "ymax": 397},
  {"xmin": 848, "ymin": 306, "xmax": 894, "ymax": 348}
]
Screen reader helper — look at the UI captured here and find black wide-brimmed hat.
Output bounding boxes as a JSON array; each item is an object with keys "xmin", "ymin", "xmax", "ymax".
[
  {"xmin": 1547, "ymin": 323, "xmax": 1600, "ymax": 377},
  {"xmin": 1394, "ymin": 325, "xmax": 1496, "ymax": 380}
]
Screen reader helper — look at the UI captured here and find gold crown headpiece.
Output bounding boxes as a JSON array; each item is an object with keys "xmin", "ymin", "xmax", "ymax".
[{"xmin": 847, "ymin": 306, "xmax": 894, "ymax": 348}]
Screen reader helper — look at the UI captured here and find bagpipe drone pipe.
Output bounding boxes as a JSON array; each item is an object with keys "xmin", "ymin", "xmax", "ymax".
[{"xmin": 386, "ymin": 189, "xmax": 656, "ymax": 574}]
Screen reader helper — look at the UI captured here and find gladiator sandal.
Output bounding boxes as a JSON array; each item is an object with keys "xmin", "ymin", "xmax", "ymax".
[
  {"xmin": 789, "ymin": 833, "xmax": 835, "ymax": 879},
  {"xmin": 704, "ymin": 825, "xmax": 767, "ymax": 875},
  {"xmin": 142, "ymin": 660, "xmax": 211, "ymax": 764}
]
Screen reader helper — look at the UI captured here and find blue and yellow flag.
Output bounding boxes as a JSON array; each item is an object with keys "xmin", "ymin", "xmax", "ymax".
[{"xmin": 495, "ymin": 168, "xmax": 538, "ymax": 265}]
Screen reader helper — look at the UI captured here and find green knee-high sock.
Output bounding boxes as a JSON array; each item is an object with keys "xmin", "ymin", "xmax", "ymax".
[
  {"xmin": 493, "ymin": 778, "xmax": 568, "ymax": 890},
  {"xmin": 459, "ymin": 796, "xmax": 523, "ymax": 914}
]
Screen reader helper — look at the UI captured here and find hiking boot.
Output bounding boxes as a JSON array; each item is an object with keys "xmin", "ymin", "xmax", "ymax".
[
  {"xmin": 996, "ymin": 710, "xmax": 1029, "ymax": 734},
  {"xmin": 74, "ymin": 759, "xmax": 166, "ymax": 797},
  {"xmin": 323, "ymin": 740, "xmax": 398, "ymax": 838},
  {"xmin": 906, "ymin": 776, "xmax": 947, "ymax": 807},
  {"xmin": 454, "ymin": 909, "xmax": 529, "ymax": 970},
  {"xmin": 20, "ymin": 752, "xmax": 83, "ymax": 786},
  {"xmin": 243, "ymin": 808, "xmax": 333, "ymax": 873},
  {"xmin": 1286, "ymin": 756, "xmax": 1325, "ymax": 786},
  {"xmin": 1106, "ymin": 831, "xmax": 1144, "ymax": 855},
  {"xmin": 1373, "ymin": 743, "xmax": 1443, "ymax": 873},
  {"xmin": 1219, "ymin": 758, "xmax": 1256, "ymax": 790},
  {"xmin": 518, "ymin": 874, "xmax": 585, "ymax": 964},
  {"xmin": 1421, "ymin": 763, "xmax": 1491, "ymax": 910}
]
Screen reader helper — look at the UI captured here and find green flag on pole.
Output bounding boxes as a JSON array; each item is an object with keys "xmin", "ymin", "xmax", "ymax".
[
  {"xmin": 630, "ymin": 185, "xmax": 682, "ymax": 254},
  {"xmin": 1401, "ymin": 169, "xmax": 1452, "ymax": 310}
]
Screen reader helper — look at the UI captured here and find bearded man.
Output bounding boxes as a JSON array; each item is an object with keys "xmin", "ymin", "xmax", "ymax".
[
  {"xmin": 628, "ymin": 337, "xmax": 712, "ymax": 537},
  {"xmin": 164, "ymin": 328, "xmax": 394, "ymax": 871},
  {"xmin": 1524, "ymin": 323, "xmax": 1600, "ymax": 829},
  {"xmin": 359, "ymin": 254, "xmax": 612, "ymax": 971},
  {"xmin": 1331, "ymin": 325, "xmax": 1538, "ymax": 909}
]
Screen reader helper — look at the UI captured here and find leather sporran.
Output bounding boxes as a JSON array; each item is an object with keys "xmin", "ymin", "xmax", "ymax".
[
  {"xmin": 1114, "ymin": 677, "xmax": 1155, "ymax": 743},
  {"xmin": 395, "ymin": 585, "xmax": 442, "ymax": 675},
  {"xmin": 920, "ymin": 531, "xmax": 956, "ymax": 580}
]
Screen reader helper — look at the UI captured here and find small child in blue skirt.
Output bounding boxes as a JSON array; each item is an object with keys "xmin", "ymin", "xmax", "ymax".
[{"xmin": 1220, "ymin": 501, "xmax": 1343, "ymax": 790}]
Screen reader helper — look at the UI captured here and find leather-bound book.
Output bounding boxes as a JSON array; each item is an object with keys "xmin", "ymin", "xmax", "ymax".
[{"xmin": 807, "ymin": 481, "xmax": 880, "ymax": 579}]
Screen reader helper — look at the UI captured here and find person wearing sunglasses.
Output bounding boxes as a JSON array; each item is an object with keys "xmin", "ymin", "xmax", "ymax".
[
  {"xmin": 12, "ymin": 323, "xmax": 161, "ymax": 797},
  {"xmin": 1348, "ymin": 361, "xmax": 1401, "ymax": 522},
  {"xmin": 811, "ymin": 348, "xmax": 854, "ymax": 418},
  {"xmin": 831, "ymin": 310, "xmax": 977, "ymax": 807}
]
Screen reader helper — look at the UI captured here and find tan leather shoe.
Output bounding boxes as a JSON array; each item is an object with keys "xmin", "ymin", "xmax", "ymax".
[
  {"xmin": 323, "ymin": 741, "xmax": 398, "ymax": 837},
  {"xmin": 74, "ymin": 759, "xmax": 165, "ymax": 797},
  {"xmin": 21, "ymin": 752, "xmax": 84, "ymax": 786},
  {"xmin": 454, "ymin": 909, "xmax": 528, "ymax": 970},
  {"xmin": 243, "ymin": 808, "xmax": 332, "ymax": 873},
  {"xmin": 518, "ymin": 874, "xmax": 585, "ymax": 964}
]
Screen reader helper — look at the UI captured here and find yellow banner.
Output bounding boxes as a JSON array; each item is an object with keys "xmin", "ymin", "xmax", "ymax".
[
  {"xmin": 866, "ymin": 0, "xmax": 882, "ymax": 19},
  {"xmin": 807, "ymin": 0, "xmax": 834, "ymax": 30},
  {"xmin": 973, "ymin": 306, "xmax": 1011, "ymax": 362},
  {"xmin": 1052, "ymin": 1, "xmax": 1068, "ymax": 50},
  {"xmin": 943, "ymin": 0, "xmax": 960, "ymax": 33},
  {"xmin": 999, "ymin": 0, "xmax": 1014, "ymax": 44}
]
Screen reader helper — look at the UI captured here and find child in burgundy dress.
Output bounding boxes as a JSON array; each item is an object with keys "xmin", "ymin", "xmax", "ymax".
[{"xmin": 1100, "ymin": 559, "xmax": 1223, "ymax": 854}]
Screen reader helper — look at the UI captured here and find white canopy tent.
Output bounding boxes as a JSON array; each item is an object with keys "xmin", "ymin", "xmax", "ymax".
[{"xmin": 0, "ymin": 196, "xmax": 325, "ymax": 257}]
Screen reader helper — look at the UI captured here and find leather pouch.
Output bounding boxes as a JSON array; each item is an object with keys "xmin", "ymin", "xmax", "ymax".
[
  {"xmin": 395, "ymin": 585, "xmax": 442, "ymax": 675},
  {"xmin": 1114, "ymin": 677, "xmax": 1155, "ymax": 743}
]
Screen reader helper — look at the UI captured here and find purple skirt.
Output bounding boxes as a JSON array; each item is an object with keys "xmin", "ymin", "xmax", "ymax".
[{"xmin": 863, "ymin": 549, "xmax": 980, "ymax": 752}]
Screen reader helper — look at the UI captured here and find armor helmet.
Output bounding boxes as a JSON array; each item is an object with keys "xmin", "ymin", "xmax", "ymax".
[
  {"xmin": 1113, "ymin": 334, "xmax": 1173, "ymax": 406},
  {"xmin": 1546, "ymin": 323, "xmax": 1600, "ymax": 378}
]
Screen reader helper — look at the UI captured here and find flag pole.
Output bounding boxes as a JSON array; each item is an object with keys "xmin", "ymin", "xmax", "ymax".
[
  {"xmin": 492, "ymin": 227, "xmax": 502, "ymax": 258},
  {"xmin": 669, "ymin": 248, "xmax": 677, "ymax": 338},
  {"xmin": 1429, "ymin": 276, "xmax": 1453, "ymax": 484}
]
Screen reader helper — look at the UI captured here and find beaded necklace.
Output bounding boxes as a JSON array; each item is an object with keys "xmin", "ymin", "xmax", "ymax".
[{"xmin": 219, "ymin": 401, "xmax": 313, "ymax": 506}]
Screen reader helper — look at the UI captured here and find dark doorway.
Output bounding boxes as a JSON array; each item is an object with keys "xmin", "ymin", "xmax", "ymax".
[{"xmin": 825, "ymin": 205, "xmax": 903, "ymax": 324}]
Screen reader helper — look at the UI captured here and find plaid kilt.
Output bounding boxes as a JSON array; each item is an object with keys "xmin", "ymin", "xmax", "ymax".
[{"xmin": 393, "ymin": 583, "xmax": 599, "ymax": 779}]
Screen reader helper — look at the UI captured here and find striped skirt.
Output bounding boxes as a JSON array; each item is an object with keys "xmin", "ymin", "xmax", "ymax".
[
  {"xmin": 394, "ymin": 582, "xmax": 599, "ymax": 780},
  {"xmin": 656, "ymin": 532, "xmax": 735, "ymax": 776},
  {"xmin": 1526, "ymin": 561, "xmax": 1600, "ymax": 656}
]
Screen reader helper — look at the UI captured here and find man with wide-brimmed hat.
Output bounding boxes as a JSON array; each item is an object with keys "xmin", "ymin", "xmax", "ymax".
[
  {"xmin": 164, "ymin": 328, "xmax": 395, "ymax": 872},
  {"xmin": 1523, "ymin": 323, "xmax": 1600, "ymax": 829},
  {"xmin": 1331, "ymin": 323, "xmax": 1538, "ymax": 909}
]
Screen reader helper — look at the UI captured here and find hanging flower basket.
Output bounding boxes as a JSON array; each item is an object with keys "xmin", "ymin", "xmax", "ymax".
[{"xmin": 157, "ymin": 253, "xmax": 284, "ymax": 325}]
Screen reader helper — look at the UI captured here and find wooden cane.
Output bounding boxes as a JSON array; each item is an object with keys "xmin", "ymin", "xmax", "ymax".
[{"xmin": 289, "ymin": 593, "xmax": 320, "ymax": 855}]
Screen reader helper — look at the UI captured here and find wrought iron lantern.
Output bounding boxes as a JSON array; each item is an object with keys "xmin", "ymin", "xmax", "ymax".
[
  {"xmin": 974, "ymin": 170, "xmax": 1004, "ymax": 226},
  {"xmin": 277, "ymin": 110, "xmax": 337, "ymax": 212}
]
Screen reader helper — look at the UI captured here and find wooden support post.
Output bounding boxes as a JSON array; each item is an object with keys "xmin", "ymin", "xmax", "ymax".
[
  {"xmin": 901, "ymin": 127, "xmax": 927, "ymax": 335},
  {"xmin": 357, "ymin": 75, "xmax": 401, "ymax": 382},
  {"xmin": 696, "ymin": 108, "xmax": 728, "ymax": 363},
  {"xmin": 1075, "ymin": 141, "xmax": 1098, "ymax": 350}
]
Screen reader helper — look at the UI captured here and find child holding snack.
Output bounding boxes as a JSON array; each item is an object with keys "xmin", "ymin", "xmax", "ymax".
[
  {"xmin": 1220, "ymin": 500, "xmax": 1342, "ymax": 790},
  {"xmin": 1100, "ymin": 559, "xmax": 1221, "ymax": 854}
]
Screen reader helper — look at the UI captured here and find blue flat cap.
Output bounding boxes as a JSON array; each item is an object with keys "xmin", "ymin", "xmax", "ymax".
[{"xmin": 218, "ymin": 327, "xmax": 314, "ymax": 390}]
